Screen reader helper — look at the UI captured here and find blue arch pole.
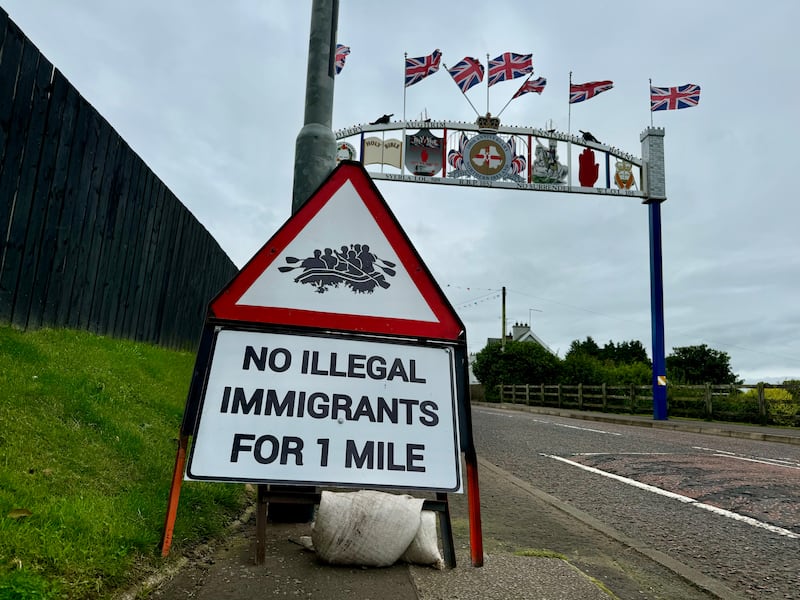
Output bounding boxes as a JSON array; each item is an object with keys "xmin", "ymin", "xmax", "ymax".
[
  {"xmin": 649, "ymin": 201, "xmax": 667, "ymax": 420},
  {"xmin": 641, "ymin": 127, "xmax": 668, "ymax": 420}
]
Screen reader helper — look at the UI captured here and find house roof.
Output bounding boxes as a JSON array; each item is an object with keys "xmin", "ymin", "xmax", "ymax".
[{"xmin": 486, "ymin": 322, "xmax": 555, "ymax": 355}]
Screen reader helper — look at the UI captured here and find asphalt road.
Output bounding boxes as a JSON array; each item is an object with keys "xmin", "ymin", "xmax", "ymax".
[{"xmin": 472, "ymin": 406, "xmax": 800, "ymax": 599}]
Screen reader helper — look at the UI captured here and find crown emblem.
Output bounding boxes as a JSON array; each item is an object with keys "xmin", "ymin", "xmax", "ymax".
[
  {"xmin": 616, "ymin": 160, "xmax": 633, "ymax": 173},
  {"xmin": 476, "ymin": 113, "xmax": 500, "ymax": 132}
]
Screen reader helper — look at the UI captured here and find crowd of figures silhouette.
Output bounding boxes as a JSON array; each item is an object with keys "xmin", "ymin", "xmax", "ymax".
[{"xmin": 279, "ymin": 243, "xmax": 397, "ymax": 294}]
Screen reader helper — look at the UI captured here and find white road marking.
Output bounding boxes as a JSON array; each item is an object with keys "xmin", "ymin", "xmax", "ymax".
[
  {"xmin": 767, "ymin": 457, "xmax": 800, "ymax": 466},
  {"xmin": 693, "ymin": 446, "xmax": 800, "ymax": 469},
  {"xmin": 575, "ymin": 452, "xmax": 674, "ymax": 456},
  {"xmin": 477, "ymin": 408, "xmax": 621, "ymax": 435},
  {"xmin": 543, "ymin": 453, "xmax": 800, "ymax": 539},
  {"xmin": 712, "ymin": 453, "xmax": 800, "ymax": 470},
  {"xmin": 477, "ymin": 408, "xmax": 515, "ymax": 418},
  {"xmin": 529, "ymin": 418, "xmax": 622, "ymax": 436},
  {"xmin": 693, "ymin": 446, "xmax": 735, "ymax": 455}
]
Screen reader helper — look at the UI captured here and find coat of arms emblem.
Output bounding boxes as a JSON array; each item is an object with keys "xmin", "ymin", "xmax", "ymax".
[
  {"xmin": 447, "ymin": 133, "xmax": 525, "ymax": 182},
  {"xmin": 404, "ymin": 128, "xmax": 443, "ymax": 176}
]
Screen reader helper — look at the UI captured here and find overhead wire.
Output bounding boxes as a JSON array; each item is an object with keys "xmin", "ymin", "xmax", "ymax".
[{"xmin": 445, "ymin": 284, "xmax": 800, "ymax": 367}]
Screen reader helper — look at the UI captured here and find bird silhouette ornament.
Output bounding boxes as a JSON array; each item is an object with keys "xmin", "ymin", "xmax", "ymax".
[
  {"xmin": 370, "ymin": 114, "xmax": 393, "ymax": 125},
  {"xmin": 579, "ymin": 130, "xmax": 600, "ymax": 144}
]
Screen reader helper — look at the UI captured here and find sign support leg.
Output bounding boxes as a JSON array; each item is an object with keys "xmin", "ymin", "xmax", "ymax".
[
  {"xmin": 465, "ymin": 448, "xmax": 484, "ymax": 567},
  {"xmin": 454, "ymin": 342, "xmax": 484, "ymax": 567},
  {"xmin": 255, "ymin": 484, "xmax": 269, "ymax": 564},
  {"xmin": 426, "ymin": 493, "xmax": 456, "ymax": 568},
  {"xmin": 160, "ymin": 433, "xmax": 189, "ymax": 556}
]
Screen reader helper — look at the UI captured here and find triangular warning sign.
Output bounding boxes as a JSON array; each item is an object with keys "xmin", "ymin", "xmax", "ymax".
[{"xmin": 209, "ymin": 161, "xmax": 464, "ymax": 341}]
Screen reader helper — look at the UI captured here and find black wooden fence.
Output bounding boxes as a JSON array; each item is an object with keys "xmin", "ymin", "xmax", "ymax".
[{"xmin": 0, "ymin": 9, "xmax": 238, "ymax": 349}]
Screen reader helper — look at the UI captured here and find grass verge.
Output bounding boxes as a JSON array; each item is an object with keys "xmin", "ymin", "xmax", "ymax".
[{"xmin": 0, "ymin": 326, "xmax": 250, "ymax": 599}]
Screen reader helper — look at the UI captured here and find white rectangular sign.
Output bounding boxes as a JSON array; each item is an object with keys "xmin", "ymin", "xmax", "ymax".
[{"xmin": 186, "ymin": 329, "xmax": 461, "ymax": 492}]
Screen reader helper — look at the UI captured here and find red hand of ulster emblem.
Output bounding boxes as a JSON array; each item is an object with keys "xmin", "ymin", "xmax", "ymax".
[{"xmin": 578, "ymin": 147, "xmax": 599, "ymax": 187}]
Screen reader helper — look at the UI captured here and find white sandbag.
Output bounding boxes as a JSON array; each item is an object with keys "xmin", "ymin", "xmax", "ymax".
[
  {"xmin": 401, "ymin": 509, "xmax": 444, "ymax": 569},
  {"xmin": 311, "ymin": 490, "xmax": 424, "ymax": 567}
]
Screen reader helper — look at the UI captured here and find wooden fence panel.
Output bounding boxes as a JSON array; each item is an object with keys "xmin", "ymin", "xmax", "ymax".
[
  {"xmin": 97, "ymin": 143, "xmax": 135, "ymax": 334},
  {"xmin": 121, "ymin": 167, "xmax": 152, "ymax": 339},
  {"xmin": 177, "ymin": 208, "xmax": 204, "ymax": 345},
  {"xmin": 12, "ymin": 57, "xmax": 63, "ymax": 328},
  {"xmin": 171, "ymin": 219, "xmax": 200, "ymax": 347},
  {"xmin": 0, "ymin": 9, "xmax": 11, "ymax": 159},
  {"xmin": 0, "ymin": 13, "xmax": 237, "ymax": 348},
  {"xmin": 152, "ymin": 190, "xmax": 184, "ymax": 345},
  {"xmin": 82, "ymin": 133, "xmax": 121, "ymax": 331},
  {"xmin": 133, "ymin": 175, "xmax": 165, "ymax": 340},
  {"xmin": 8, "ymin": 44, "xmax": 54, "ymax": 328},
  {"xmin": 0, "ymin": 31, "xmax": 37, "ymax": 322},
  {"xmin": 0, "ymin": 13, "xmax": 22, "ymax": 260},
  {"xmin": 24, "ymin": 67, "xmax": 74, "ymax": 331},
  {"xmin": 59, "ymin": 109, "xmax": 103, "ymax": 329},
  {"xmin": 156, "ymin": 198, "xmax": 182, "ymax": 348},
  {"xmin": 114, "ymin": 151, "xmax": 145, "ymax": 336},
  {"xmin": 52, "ymin": 90, "xmax": 92, "ymax": 327},
  {"xmin": 186, "ymin": 219, "xmax": 214, "ymax": 344}
]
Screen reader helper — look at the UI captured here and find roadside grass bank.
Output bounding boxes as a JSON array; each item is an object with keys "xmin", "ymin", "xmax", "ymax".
[{"xmin": 0, "ymin": 326, "xmax": 250, "ymax": 599}]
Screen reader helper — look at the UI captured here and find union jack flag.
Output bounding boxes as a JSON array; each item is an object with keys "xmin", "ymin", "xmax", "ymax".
[
  {"xmin": 569, "ymin": 80, "xmax": 613, "ymax": 104},
  {"xmin": 335, "ymin": 44, "xmax": 350, "ymax": 75},
  {"xmin": 405, "ymin": 49, "xmax": 442, "ymax": 87},
  {"xmin": 512, "ymin": 76, "xmax": 547, "ymax": 99},
  {"xmin": 447, "ymin": 133, "xmax": 468, "ymax": 170},
  {"xmin": 650, "ymin": 84, "xmax": 701, "ymax": 111},
  {"xmin": 508, "ymin": 136, "xmax": 527, "ymax": 176},
  {"xmin": 447, "ymin": 57, "xmax": 484, "ymax": 93},
  {"xmin": 488, "ymin": 52, "xmax": 532, "ymax": 86}
]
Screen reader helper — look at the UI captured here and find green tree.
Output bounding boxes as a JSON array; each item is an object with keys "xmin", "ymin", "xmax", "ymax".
[
  {"xmin": 561, "ymin": 352, "xmax": 605, "ymax": 385},
  {"xmin": 743, "ymin": 386, "xmax": 798, "ymax": 426},
  {"xmin": 665, "ymin": 344, "xmax": 739, "ymax": 384},
  {"xmin": 783, "ymin": 379, "xmax": 800, "ymax": 400},
  {"xmin": 612, "ymin": 340, "xmax": 651, "ymax": 365},
  {"xmin": 561, "ymin": 350, "xmax": 651, "ymax": 386},
  {"xmin": 565, "ymin": 336, "xmax": 601, "ymax": 360},
  {"xmin": 596, "ymin": 339, "xmax": 650, "ymax": 365},
  {"xmin": 472, "ymin": 341, "xmax": 561, "ymax": 394},
  {"xmin": 605, "ymin": 361, "xmax": 652, "ymax": 386}
]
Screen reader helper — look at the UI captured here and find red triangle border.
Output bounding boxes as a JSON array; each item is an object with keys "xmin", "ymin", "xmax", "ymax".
[{"xmin": 209, "ymin": 161, "xmax": 464, "ymax": 341}]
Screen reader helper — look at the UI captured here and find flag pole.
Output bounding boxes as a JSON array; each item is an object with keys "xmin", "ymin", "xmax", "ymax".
[
  {"xmin": 567, "ymin": 71, "xmax": 572, "ymax": 136},
  {"xmin": 649, "ymin": 78, "xmax": 654, "ymax": 127},
  {"xmin": 401, "ymin": 53, "xmax": 408, "ymax": 175},
  {"xmin": 403, "ymin": 52, "xmax": 408, "ymax": 121},
  {"xmin": 444, "ymin": 62, "xmax": 481, "ymax": 117},
  {"xmin": 496, "ymin": 73, "xmax": 533, "ymax": 118},
  {"xmin": 464, "ymin": 94, "xmax": 481, "ymax": 117},
  {"xmin": 567, "ymin": 71, "xmax": 572, "ymax": 188},
  {"xmin": 486, "ymin": 53, "xmax": 490, "ymax": 114}
]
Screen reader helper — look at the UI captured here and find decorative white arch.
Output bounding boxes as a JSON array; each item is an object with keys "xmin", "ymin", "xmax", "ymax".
[{"xmin": 334, "ymin": 118, "xmax": 646, "ymax": 199}]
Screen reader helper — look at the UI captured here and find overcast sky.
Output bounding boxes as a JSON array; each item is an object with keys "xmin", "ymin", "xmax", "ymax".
[{"xmin": 3, "ymin": 1, "xmax": 799, "ymax": 383}]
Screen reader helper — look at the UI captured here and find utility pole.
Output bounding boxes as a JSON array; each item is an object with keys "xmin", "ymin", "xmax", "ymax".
[
  {"xmin": 292, "ymin": 0, "xmax": 339, "ymax": 214},
  {"xmin": 265, "ymin": 0, "xmax": 340, "ymax": 532},
  {"xmin": 501, "ymin": 286, "xmax": 506, "ymax": 349}
]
